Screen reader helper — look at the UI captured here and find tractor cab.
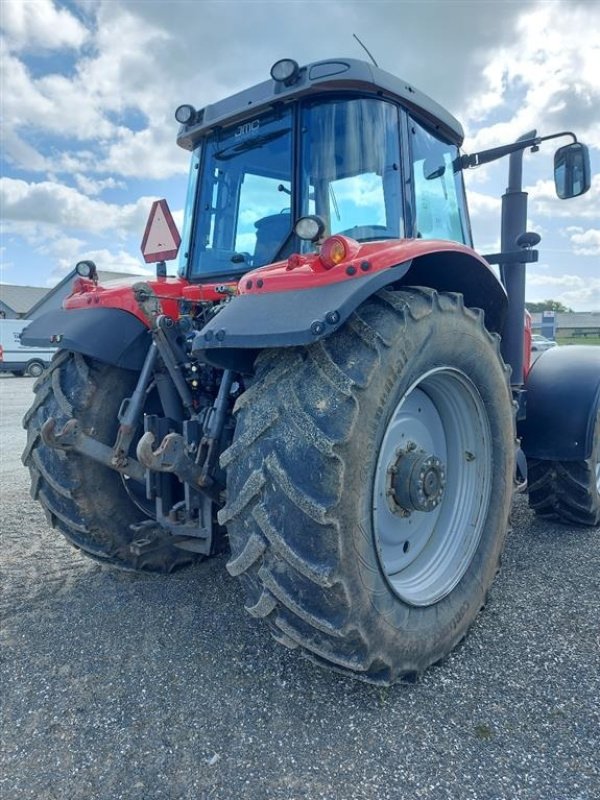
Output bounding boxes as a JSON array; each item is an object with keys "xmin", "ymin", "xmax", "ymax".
[{"xmin": 176, "ymin": 58, "xmax": 472, "ymax": 282}]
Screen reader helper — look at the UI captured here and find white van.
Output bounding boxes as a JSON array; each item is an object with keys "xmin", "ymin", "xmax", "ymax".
[{"xmin": 0, "ymin": 319, "xmax": 57, "ymax": 377}]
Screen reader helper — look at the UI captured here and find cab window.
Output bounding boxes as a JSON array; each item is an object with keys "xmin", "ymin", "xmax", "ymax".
[
  {"xmin": 189, "ymin": 109, "xmax": 293, "ymax": 277},
  {"xmin": 409, "ymin": 118, "xmax": 470, "ymax": 244},
  {"xmin": 301, "ymin": 98, "xmax": 404, "ymax": 242}
]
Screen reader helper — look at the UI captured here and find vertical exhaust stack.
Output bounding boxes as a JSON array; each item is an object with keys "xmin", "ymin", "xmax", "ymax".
[{"xmin": 499, "ymin": 130, "xmax": 537, "ymax": 387}]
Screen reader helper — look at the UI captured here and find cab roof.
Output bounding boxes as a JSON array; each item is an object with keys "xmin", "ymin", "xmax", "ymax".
[{"xmin": 176, "ymin": 58, "xmax": 464, "ymax": 151}]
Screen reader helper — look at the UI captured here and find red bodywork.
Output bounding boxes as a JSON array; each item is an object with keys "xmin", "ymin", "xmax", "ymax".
[
  {"xmin": 523, "ymin": 310, "xmax": 533, "ymax": 376},
  {"xmin": 63, "ymin": 238, "xmax": 494, "ymax": 325},
  {"xmin": 65, "ymin": 275, "xmax": 237, "ymax": 326},
  {"xmin": 239, "ymin": 237, "xmax": 493, "ymax": 295}
]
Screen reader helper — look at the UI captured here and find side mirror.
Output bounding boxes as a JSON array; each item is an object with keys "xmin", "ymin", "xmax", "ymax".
[
  {"xmin": 423, "ymin": 157, "xmax": 446, "ymax": 180},
  {"xmin": 554, "ymin": 142, "xmax": 591, "ymax": 199}
]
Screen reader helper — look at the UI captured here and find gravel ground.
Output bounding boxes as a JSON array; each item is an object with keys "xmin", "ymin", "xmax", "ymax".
[{"xmin": 1, "ymin": 375, "xmax": 599, "ymax": 800}]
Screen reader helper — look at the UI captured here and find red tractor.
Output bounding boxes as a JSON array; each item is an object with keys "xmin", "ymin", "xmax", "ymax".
[{"xmin": 22, "ymin": 58, "xmax": 599, "ymax": 684}]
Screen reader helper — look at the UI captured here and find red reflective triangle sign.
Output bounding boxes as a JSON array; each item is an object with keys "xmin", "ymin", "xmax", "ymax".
[{"xmin": 141, "ymin": 199, "xmax": 181, "ymax": 263}]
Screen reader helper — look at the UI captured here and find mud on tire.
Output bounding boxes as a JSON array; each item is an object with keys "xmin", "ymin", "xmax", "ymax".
[
  {"xmin": 221, "ymin": 288, "xmax": 515, "ymax": 684},
  {"xmin": 22, "ymin": 350, "xmax": 194, "ymax": 572}
]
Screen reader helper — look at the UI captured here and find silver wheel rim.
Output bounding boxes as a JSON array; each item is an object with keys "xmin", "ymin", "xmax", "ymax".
[{"xmin": 372, "ymin": 367, "xmax": 493, "ymax": 607}]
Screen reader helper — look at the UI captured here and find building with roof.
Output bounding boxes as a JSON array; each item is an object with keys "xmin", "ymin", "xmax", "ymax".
[
  {"xmin": 531, "ymin": 311, "xmax": 600, "ymax": 339},
  {"xmin": 0, "ymin": 285, "xmax": 50, "ymax": 319},
  {"xmin": 24, "ymin": 270, "xmax": 150, "ymax": 320},
  {"xmin": 1, "ymin": 268, "xmax": 151, "ymax": 321}
]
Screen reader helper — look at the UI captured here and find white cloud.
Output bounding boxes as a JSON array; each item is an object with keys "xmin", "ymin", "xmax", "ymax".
[
  {"xmin": 465, "ymin": 190, "xmax": 501, "ymax": 217},
  {"xmin": 565, "ymin": 228, "xmax": 600, "ymax": 257},
  {"xmin": 0, "ymin": 0, "xmax": 89, "ymax": 52},
  {"xmin": 463, "ymin": 3, "xmax": 600, "ymax": 148},
  {"xmin": 0, "ymin": 123, "xmax": 51, "ymax": 172},
  {"xmin": 464, "ymin": 188, "xmax": 501, "ymax": 251},
  {"xmin": 77, "ymin": 4, "xmax": 172, "ymax": 118},
  {"xmin": 128, "ymin": 0, "xmax": 543, "ymax": 117},
  {"xmin": 74, "ymin": 174, "xmax": 126, "ymax": 196},
  {"xmin": 0, "ymin": 177, "xmax": 156, "ymax": 237},
  {"xmin": 53, "ymin": 150, "xmax": 99, "ymax": 175},
  {"xmin": 0, "ymin": 46, "xmax": 116, "ymax": 144},
  {"xmin": 527, "ymin": 173, "xmax": 600, "ymax": 219},
  {"xmin": 1, "ymin": 3, "xmax": 176, "ymax": 176},
  {"xmin": 172, "ymin": 208, "xmax": 184, "ymax": 232},
  {"xmin": 101, "ymin": 126, "xmax": 189, "ymax": 179},
  {"xmin": 4, "ymin": 0, "xmax": 577, "ymax": 183}
]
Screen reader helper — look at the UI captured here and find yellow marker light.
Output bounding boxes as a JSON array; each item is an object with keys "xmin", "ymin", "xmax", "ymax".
[{"xmin": 320, "ymin": 236, "xmax": 348, "ymax": 268}]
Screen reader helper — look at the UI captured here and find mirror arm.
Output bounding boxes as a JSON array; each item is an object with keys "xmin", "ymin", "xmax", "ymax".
[{"xmin": 459, "ymin": 131, "xmax": 579, "ymax": 170}]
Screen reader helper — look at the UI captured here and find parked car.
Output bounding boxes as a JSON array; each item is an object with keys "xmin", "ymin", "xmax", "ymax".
[
  {"xmin": 531, "ymin": 334, "xmax": 557, "ymax": 352},
  {"xmin": 0, "ymin": 319, "xmax": 56, "ymax": 377}
]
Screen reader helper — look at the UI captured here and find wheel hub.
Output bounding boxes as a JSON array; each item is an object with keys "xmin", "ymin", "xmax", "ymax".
[{"xmin": 388, "ymin": 447, "xmax": 446, "ymax": 514}]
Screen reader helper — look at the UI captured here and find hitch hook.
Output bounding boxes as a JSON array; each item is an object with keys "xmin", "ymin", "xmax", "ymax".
[{"xmin": 137, "ymin": 431, "xmax": 209, "ymax": 487}]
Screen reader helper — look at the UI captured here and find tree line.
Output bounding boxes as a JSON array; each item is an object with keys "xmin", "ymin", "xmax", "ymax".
[{"xmin": 525, "ymin": 300, "xmax": 573, "ymax": 313}]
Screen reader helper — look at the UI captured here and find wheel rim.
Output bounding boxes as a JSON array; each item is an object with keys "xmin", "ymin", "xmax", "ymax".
[
  {"xmin": 372, "ymin": 367, "xmax": 493, "ymax": 607},
  {"xmin": 28, "ymin": 363, "xmax": 43, "ymax": 377}
]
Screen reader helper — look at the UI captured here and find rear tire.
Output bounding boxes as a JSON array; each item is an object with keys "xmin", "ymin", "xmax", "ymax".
[
  {"xmin": 221, "ymin": 289, "xmax": 515, "ymax": 683},
  {"xmin": 22, "ymin": 350, "xmax": 195, "ymax": 572},
  {"xmin": 528, "ymin": 409, "xmax": 600, "ymax": 527}
]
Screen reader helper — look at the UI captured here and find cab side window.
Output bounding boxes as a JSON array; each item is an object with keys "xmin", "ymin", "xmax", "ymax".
[{"xmin": 409, "ymin": 118, "xmax": 470, "ymax": 244}]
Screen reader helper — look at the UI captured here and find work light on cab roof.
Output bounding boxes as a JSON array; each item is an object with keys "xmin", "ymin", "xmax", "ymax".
[
  {"xmin": 270, "ymin": 58, "xmax": 300, "ymax": 84},
  {"xmin": 175, "ymin": 104, "xmax": 196, "ymax": 125}
]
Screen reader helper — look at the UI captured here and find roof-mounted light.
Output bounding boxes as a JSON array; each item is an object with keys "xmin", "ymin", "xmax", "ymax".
[
  {"xmin": 175, "ymin": 104, "xmax": 196, "ymax": 125},
  {"xmin": 270, "ymin": 58, "xmax": 300, "ymax": 85},
  {"xmin": 294, "ymin": 215, "xmax": 326, "ymax": 243},
  {"xmin": 75, "ymin": 260, "xmax": 98, "ymax": 283}
]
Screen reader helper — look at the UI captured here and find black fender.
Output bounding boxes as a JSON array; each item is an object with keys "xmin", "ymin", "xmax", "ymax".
[
  {"xmin": 21, "ymin": 308, "xmax": 151, "ymax": 371},
  {"xmin": 194, "ymin": 254, "xmax": 508, "ymax": 371},
  {"xmin": 518, "ymin": 345, "xmax": 600, "ymax": 461}
]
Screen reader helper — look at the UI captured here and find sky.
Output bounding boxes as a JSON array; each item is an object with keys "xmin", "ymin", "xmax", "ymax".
[{"xmin": 1, "ymin": 0, "xmax": 599, "ymax": 310}]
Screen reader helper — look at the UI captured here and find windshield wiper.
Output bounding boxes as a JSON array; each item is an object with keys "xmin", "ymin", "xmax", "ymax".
[{"xmin": 214, "ymin": 128, "xmax": 291, "ymax": 161}]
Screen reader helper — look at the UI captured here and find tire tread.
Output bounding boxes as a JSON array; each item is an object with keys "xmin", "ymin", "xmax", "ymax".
[
  {"xmin": 222, "ymin": 288, "xmax": 513, "ymax": 683},
  {"xmin": 22, "ymin": 351, "xmax": 195, "ymax": 572}
]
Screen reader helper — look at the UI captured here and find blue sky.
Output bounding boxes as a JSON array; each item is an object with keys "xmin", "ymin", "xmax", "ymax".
[{"xmin": 1, "ymin": 0, "xmax": 599, "ymax": 309}]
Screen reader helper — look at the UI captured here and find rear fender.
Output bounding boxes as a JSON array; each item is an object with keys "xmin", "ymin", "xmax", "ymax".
[
  {"xmin": 21, "ymin": 308, "xmax": 151, "ymax": 371},
  {"xmin": 518, "ymin": 345, "xmax": 600, "ymax": 461},
  {"xmin": 194, "ymin": 240, "xmax": 507, "ymax": 370},
  {"xmin": 397, "ymin": 250, "xmax": 507, "ymax": 332}
]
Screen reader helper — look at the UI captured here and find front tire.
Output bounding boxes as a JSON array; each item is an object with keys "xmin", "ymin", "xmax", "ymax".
[
  {"xmin": 22, "ymin": 350, "xmax": 194, "ymax": 572},
  {"xmin": 221, "ymin": 289, "xmax": 515, "ymax": 683},
  {"xmin": 528, "ymin": 410, "xmax": 600, "ymax": 527}
]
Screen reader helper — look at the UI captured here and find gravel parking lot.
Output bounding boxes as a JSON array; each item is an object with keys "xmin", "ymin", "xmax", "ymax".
[{"xmin": 1, "ymin": 374, "xmax": 599, "ymax": 800}]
